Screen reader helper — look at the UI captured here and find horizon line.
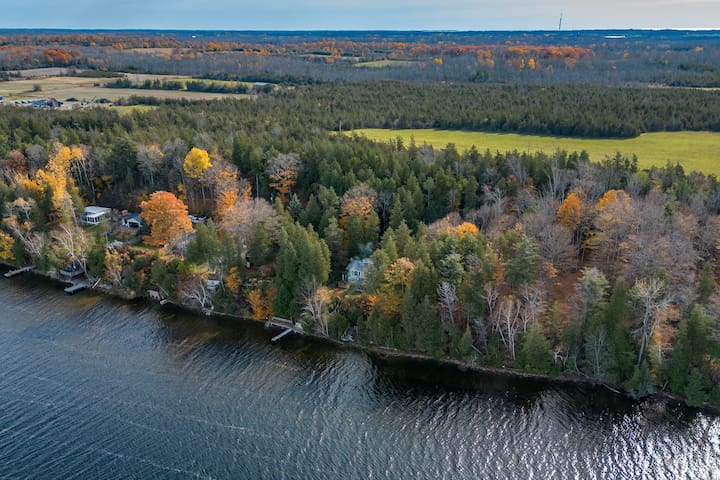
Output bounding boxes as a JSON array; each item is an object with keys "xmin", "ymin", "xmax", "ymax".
[{"xmin": 1, "ymin": 27, "xmax": 720, "ymax": 33}]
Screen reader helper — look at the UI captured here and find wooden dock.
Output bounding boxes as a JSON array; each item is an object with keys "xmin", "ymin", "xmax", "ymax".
[
  {"xmin": 265, "ymin": 316, "xmax": 303, "ymax": 343},
  {"xmin": 4, "ymin": 266, "xmax": 35, "ymax": 278},
  {"xmin": 64, "ymin": 282, "xmax": 88, "ymax": 294}
]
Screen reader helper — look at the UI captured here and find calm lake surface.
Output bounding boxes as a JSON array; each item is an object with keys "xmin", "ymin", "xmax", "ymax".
[{"xmin": 0, "ymin": 274, "xmax": 718, "ymax": 479}]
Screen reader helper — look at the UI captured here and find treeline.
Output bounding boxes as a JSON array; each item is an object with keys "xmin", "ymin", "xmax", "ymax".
[
  {"xmin": 3, "ymin": 30, "xmax": 720, "ymax": 86},
  {"xmin": 288, "ymin": 82, "xmax": 720, "ymax": 137},
  {"xmin": 106, "ymin": 78, "xmax": 250, "ymax": 94}
]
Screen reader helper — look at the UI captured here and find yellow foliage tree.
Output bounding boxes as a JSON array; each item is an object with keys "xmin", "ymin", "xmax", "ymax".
[
  {"xmin": 247, "ymin": 287, "xmax": 275, "ymax": 320},
  {"xmin": 377, "ymin": 257, "xmax": 415, "ymax": 317},
  {"xmin": 0, "ymin": 232, "xmax": 15, "ymax": 261},
  {"xmin": 140, "ymin": 191, "xmax": 193, "ymax": 247},
  {"xmin": 455, "ymin": 222, "xmax": 479, "ymax": 237},
  {"xmin": 183, "ymin": 147, "xmax": 212, "ymax": 179},
  {"xmin": 225, "ymin": 266, "xmax": 243, "ymax": 295},
  {"xmin": 34, "ymin": 144, "xmax": 83, "ymax": 216}
]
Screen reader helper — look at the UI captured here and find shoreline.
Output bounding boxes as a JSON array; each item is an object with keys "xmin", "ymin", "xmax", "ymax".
[{"xmin": 3, "ymin": 262, "xmax": 718, "ymax": 414}]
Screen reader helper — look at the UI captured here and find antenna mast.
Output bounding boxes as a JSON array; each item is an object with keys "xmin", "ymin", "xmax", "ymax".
[{"xmin": 559, "ymin": 13, "xmax": 563, "ymax": 31}]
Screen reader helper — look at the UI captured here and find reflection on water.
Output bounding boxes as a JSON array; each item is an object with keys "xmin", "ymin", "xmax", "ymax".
[{"xmin": 0, "ymin": 274, "xmax": 718, "ymax": 479}]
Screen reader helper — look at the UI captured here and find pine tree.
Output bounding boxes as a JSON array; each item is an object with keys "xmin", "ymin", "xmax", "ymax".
[
  {"xmin": 627, "ymin": 360, "xmax": 655, "ymax": 398},
  {"xmin": 389, "ymin": 195, "xmax": 405, "ymax": 230},
  {"xmin": 248, "ymin": 224, "xmax": 272, "ymax": 266},
  {"xmin": 272, "ymin": 222, "xmax": 330, "ymax": 317},
  {"xmin": 346, "ymin": 214, "xmax": 365, "ymax": 258},
  {"xmin": 519, "ymin": 322, "xmax": 552, "ymax": 373},
  {"xmin": 323, "ymin": 217, "xmax": 346, "ymax": 281},
  {"xmin": 450, "ymin": 326, "xmax": 474, "ymax": 359},
  {"xmin": 414, "ymin": 296, "xmax": 444, "ymax": 357},
  {"xmin": 604, "ymin": 280, "xmax": 635, "ymax": 383},
  {"xmin": 684, "ymin": 368, "xmax": 710, "ymax": 406},
  {"xmin": 185, "ymin": 221, "xmax": 220, "ymax": 265},
  {"xmin": 695, "ymin": 263, "xmax": 715, "ymax": 305},
  {"xmin": 300, "ymin": 194, "xmax": 322, "ymax": 228},
  {"xmin": 669, "ymin": 306, "xmax": 710, "ymax": 396}
]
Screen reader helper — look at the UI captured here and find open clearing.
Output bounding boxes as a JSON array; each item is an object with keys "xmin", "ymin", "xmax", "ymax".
[
  {"xmin": 352, "ymin": 128, "xmax": 720, "ymax": 175},
  {"xmin": 353, "ymin": 60, "xmax": 417, "ymax": 68},
  {"xmin": 0, "ymin": 75, "xmax": 250, "ymax": 102},
  {"xmin": 110, "ymin": 105, "xmax": 159, "ymax": 115}
]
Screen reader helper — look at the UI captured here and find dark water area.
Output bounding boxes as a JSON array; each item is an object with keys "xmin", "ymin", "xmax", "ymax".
[{"xmin": 0, "ymin": 274, "xmax": 718, "ymax": 479}]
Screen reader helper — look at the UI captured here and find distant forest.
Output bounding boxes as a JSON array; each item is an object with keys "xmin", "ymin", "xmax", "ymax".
[{"xmin": 2, "ymin": 29, "xmax": 720, "ymax": 86}]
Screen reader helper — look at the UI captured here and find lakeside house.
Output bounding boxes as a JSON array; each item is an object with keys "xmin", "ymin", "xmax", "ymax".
[
  {"xmin": 345, "ymin": 257, "xmax": 372, "ymax": 286},
  {"xmin": 120, "ymin": 212, "xmax": 143, "ymax": 228},
  {"xmin": 59, "ymin": 260, "xmax": 84, "ymax": 281},
  {"xmin": 81, "ymin": 206, "xmax": 112, "ymax": 225}
]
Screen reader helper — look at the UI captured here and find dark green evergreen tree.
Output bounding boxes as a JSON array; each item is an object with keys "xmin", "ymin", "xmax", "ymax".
[
  {"xmin": 248, "ymin": 224, "xmax": 273, "ymax": 266},
  {"xmin": 519, "ymin": 322, "xmax": 552, "ymax": 374}
]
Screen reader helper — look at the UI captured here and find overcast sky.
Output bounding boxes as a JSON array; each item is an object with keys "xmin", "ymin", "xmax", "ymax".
[{"xmin": 4, "ymin": 0, "xmax": 720, "ymax": 30}]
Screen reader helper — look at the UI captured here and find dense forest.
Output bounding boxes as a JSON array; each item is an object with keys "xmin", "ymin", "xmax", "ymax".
[
  {"xmin": 1, "ymin": 81, "xmax": 720, "ymax": 149},
  {"xmin": 1, "ymin": 78, "xmax": 719, "ymax": 408}
]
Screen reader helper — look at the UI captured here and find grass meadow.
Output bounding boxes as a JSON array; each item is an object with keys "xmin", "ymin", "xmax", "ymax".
[
  {"xmin": 0, "ymin": 75, "xmax": 250, "ymax": 103},
  {"xmin": 352, "ymin": 128, "xmax": 720, "ymax": 175}
]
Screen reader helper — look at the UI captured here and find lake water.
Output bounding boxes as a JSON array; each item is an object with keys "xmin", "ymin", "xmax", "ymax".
[{"xmin": 0, "ymin": 274, "xmax": 718, "ymax": 479}]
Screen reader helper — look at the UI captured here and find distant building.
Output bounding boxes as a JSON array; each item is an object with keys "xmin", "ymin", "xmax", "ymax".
[
  {"xmin": 81, "ymin": 206, "xmax": 112, "ymax": 225},
  {"xmin": 30, "ymin": 98, "xmax": 62, "ymax": 109},
  {"xmin": 120, "ymin": 212, "xmax": 143, "ymax": 228},
  {"xmin": 189, "ymin": 215, "xmax": 207, "ymax": 225},
  {"xmin": 345, "ymin": 257, "xmax": 372, "ymax": 285}
]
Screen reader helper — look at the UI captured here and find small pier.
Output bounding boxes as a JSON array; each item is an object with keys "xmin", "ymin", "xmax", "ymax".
[
  {"xmin": 265, "ymin": 316, "xmax": 303, "ymax": 343},
  {"xmin": 64, "ymin": 282, "xmax": 88, "ymax": 294},
  {"xmin": 4, "ymin": 266, "xmax": 35, "ymax": 278}
]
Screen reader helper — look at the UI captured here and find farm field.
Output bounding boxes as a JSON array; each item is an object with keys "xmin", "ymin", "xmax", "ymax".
[
  {"xmin": 352, "ymin": 128, "xmax": 720, "ymax": 175},
  {"xmin": 0, "ymin": 75, "xmax": 250, "ymax": 102},
  {"xmin": 353, "ymin": 60, "xmax": 417, "ymax": 68}
]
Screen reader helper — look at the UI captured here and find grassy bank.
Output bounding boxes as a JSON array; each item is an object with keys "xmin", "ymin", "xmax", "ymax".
[{"xmin": 352, "ymin": 129, "xmax": 720, "ymax": 175}]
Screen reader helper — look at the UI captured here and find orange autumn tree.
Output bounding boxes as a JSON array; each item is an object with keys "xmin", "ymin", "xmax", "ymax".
[
  {"xmin": 557, "ymin": 191, "xmax": 583, "ymax": 230},
  {"xmin": 140, "ymin": 191, "xmax": 193, "ymax": 247}
]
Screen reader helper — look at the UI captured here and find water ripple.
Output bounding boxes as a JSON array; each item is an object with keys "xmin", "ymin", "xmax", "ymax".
[{"xmin": 0, "ymin": 276, "xmax": 719, "ymax": 479}]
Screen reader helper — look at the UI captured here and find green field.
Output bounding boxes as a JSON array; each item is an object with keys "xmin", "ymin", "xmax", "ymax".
[
  {"xmin": 353, "ymin": 60, "xmax": 417, "ymax": 68},
  {"xmin": 351, "ymin": 128, "xmax": 720, "ymax": 175},
  {"xmin": 0, "ymin": 75, "xmax": 250, "ymax": 103}
]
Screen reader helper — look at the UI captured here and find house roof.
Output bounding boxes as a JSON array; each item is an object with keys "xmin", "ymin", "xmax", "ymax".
[
  {"xmin": 347, "ymin": 257, "xmax": 372, "ymax": 272},
  {"xmin": 84, "ymin": 206, "xmax": 112, "ymax": 215}
]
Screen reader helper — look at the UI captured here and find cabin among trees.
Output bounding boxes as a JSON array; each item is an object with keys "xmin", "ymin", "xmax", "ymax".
[
  {"xmin": 345, "ymin": 257, "xmax": 372, "ymax": 286},
  {"xmin": 81, "ymin": 206, "xmax": 112, "ymax": 225}
]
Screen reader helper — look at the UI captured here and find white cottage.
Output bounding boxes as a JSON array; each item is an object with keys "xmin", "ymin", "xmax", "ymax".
[
  {"xmin": 81, "ymin": 206, "xmax": 112, "ymax": 225},
  {"xmin": 345, "ymin": 257, "xmax": 372, "ymax": 285}
]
